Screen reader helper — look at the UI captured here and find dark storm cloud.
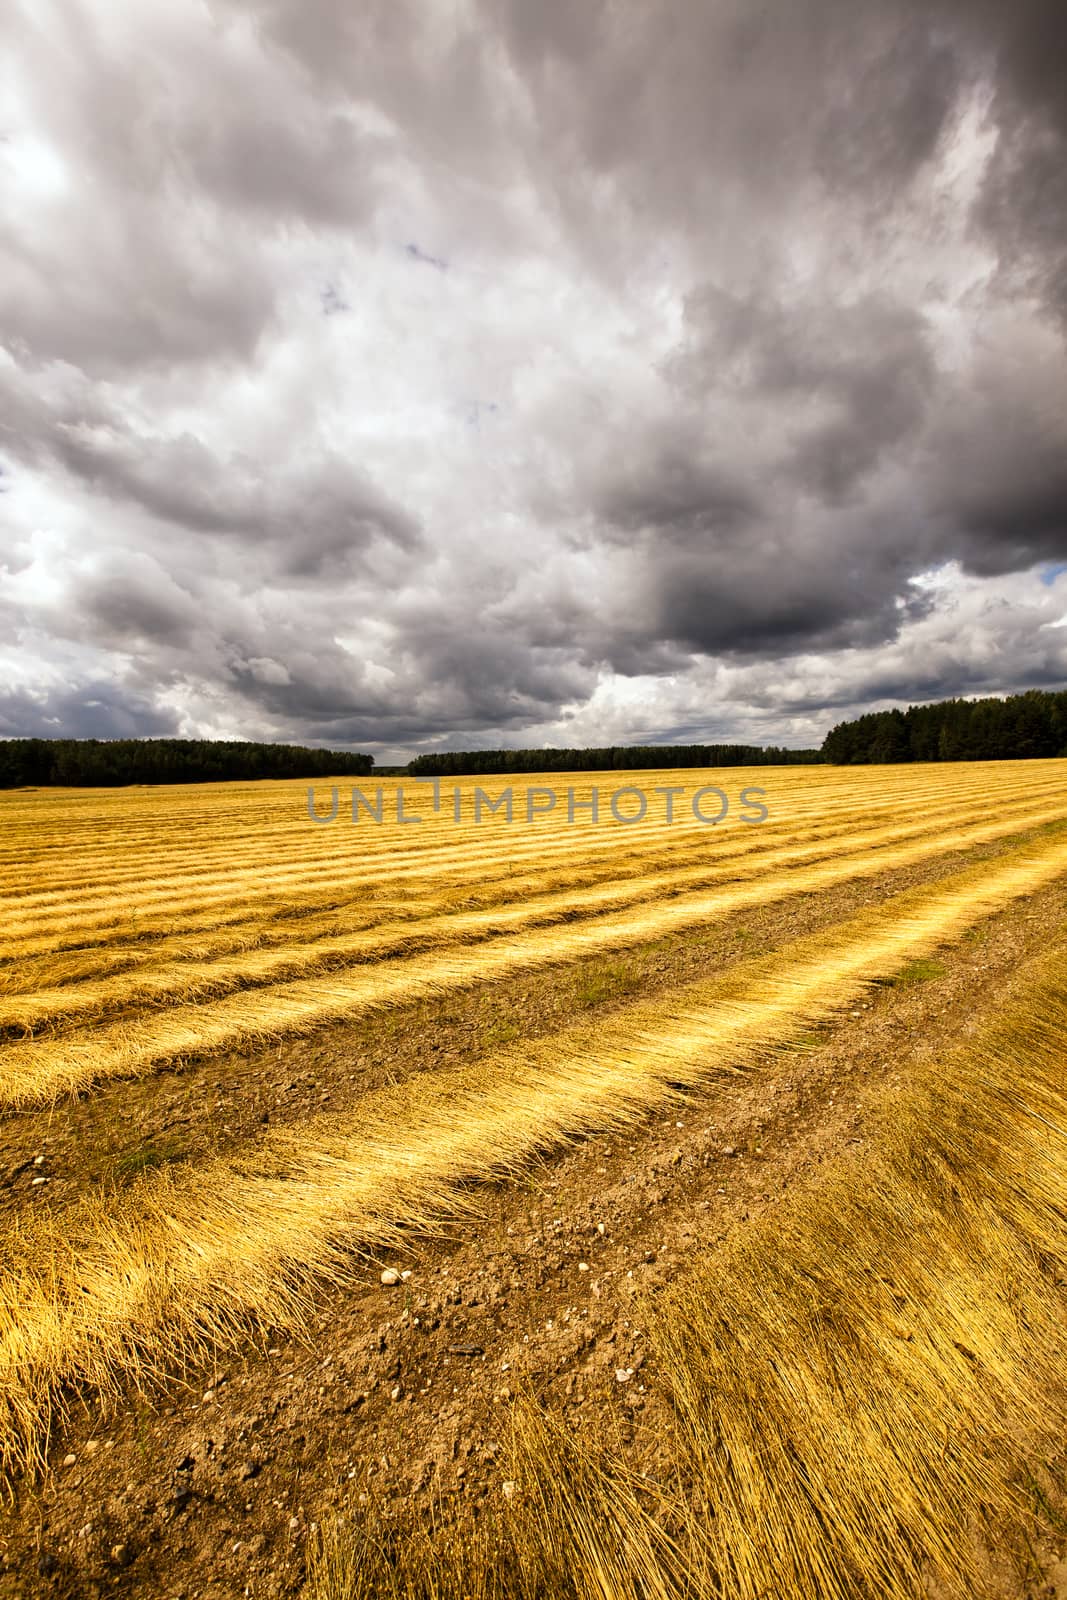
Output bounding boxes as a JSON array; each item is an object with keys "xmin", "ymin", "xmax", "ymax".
[
  {"xmin": 949, "ymin": 468, "xmax": 1067, "ymax": 577},
  {"xmin": 389, "ymin": 613, "xmax": 592, "ymax": 728},
  {"xmin": 918, "ymin": 0, "xmax": 1067, "ymax": 322},
  {"xmin": 0, "ymin": 361, "xmax": 421, "ymax": 570},
  {"xmin": 596, "ymin": 447, "xmax": 759, "ymax": 544},
  {"xmin": 651, "ymin": 555, "xmax": 910, "ymax": 659},
  {"xmin": 79, "ymin": 568, "xmax": 198, "ymax": 649},
  {"xmin": 925, "ymin": 352, "xmax": 1067, "ymax": 576},
  {"xmin": 667, "ymin": 284, "xmax": 937, "ymax": 502},
  {"xmin": 0, "ymin": 682, "xmax": 181, "ymax": 740}
]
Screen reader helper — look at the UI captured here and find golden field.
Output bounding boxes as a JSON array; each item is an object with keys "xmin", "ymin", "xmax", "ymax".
[{"xmin": 2, "ymin": 762, "xmax": 1067, "ymax": 1600}]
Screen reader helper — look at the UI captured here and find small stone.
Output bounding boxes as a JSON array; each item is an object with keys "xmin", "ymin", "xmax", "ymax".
[
  {"xmin": 380, "ymin": 1269, "xmax": 400, "ymax": 1287},
  {"xmin": 63, "ymin": 1453, "xmax": 77, "ymax": 1467},
  {"xmin": 110, "ymin": 1542, "xmax": 132, "ymax": 1569},
  {"xmin": 596, "ymin": 1222, "xmax": 606, "ymax": 1235},
  {"xmin": 390, "ymin": 1385, "xmax": 402, "ymax": 1402},
  {"xmin": 202, "ymin": 1389, "xmax": 216, "ymax": 1404},
  {"xmin": 400, "ymin": 1270, "xmax": 412, "ymax": 1281},
  {"xmin": 614, "ymin": 1368, "xmax": 634, "ymax": 1384},
  {"xmin": 722, "ymin": 1146, "xmax": 738, "ymax": 1157},
  {"xmin": 501, "ymin": 1480, "xmax": 517, "ymax": 1500},
  {"xmin": 32, "ymin": 1176, "xmax": 48, "ymax": 1186},
  {"xmin": 33, "ymin": 1155, "xmax": 45, "ymax": 1167},
  {"xmin": 577, "ymin": 1262, "xmax": 589, "ymax": 1273}
]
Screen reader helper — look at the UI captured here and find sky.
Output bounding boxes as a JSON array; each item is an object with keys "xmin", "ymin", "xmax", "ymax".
[{"xmin": 1, "ymin": 0, "xmax": 1066, "ymax": 763}]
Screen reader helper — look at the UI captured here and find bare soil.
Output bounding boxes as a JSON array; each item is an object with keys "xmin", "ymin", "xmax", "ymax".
[{"xmin": 1, "ymin": 842, "xmax": 1066, "ymax": 1599}]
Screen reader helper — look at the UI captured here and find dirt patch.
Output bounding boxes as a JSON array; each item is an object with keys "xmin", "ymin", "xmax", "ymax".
[
  {"xmin": 1, "ymin": 864, "xmax": 1065, "ymax": 1599},
  {"xmin": 0, "ymin": 824, "xmax": 1051, "ymax": 1222}
]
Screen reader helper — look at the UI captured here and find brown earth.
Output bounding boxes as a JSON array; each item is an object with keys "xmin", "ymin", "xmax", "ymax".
[
  {"xmin": 1, "ymin": 822, "xmax": 1054, "ymax": 1218},
  {"xmin": 0, "ymin": 842, "xmax": 1066, "ymax": 1599}
]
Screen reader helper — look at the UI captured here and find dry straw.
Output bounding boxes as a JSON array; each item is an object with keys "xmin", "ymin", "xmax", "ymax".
[
  {"xmin": 4, "ymin": 804, "xmax": 1067, "ymax": 1107},
  {"xmin": 0, "ymin": 786, "xmax": 1055, "ymax": 1031},
  {"xmin": 307, "ymin": 941, "xmax": 1067, "ymax": 1600},
  {"xmin": 2, "ymin": 771, "xmax": 1043, "ymax": 959},
  {"xmin": 1, "ymin": 836, "xmax": 1066, "ymax": 1480}
]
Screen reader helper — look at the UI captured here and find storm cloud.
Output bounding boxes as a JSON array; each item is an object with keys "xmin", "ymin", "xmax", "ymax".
[{"xmin": 2, "ymin": 0, "xmax": 1066, "ymax": 758}]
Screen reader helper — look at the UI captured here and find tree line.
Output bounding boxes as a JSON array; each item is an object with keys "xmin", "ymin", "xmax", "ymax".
[
  {"xmin": 6, "ymin": 691, "xmax": 1063, "ymax": 787},
  {"xmin": 0, "ymin": 738, "xmax": 374, "ymax": 789},
  {"xmin": 406, "ymin": 743, "xmax": 822, "ymax": 776},
  {"xmin": 821, "ymin": 690, "xmax": 1067, "ymax": 764}
]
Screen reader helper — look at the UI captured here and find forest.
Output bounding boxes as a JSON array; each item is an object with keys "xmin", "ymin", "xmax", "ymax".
[
  {"xmin": 406, "ymin": 743, "xmax": 821, "ymax": 776},
  {"xmin": 0, "ymin": 738, "xmax": 374, "ymax": 788},
  {"xmin": 4, "ymin": 689, "xmax": 1066, "ymax": 789},
  {"xmin": 821, "ymin": 690, "xmax": 1067, "ymax": 763}
]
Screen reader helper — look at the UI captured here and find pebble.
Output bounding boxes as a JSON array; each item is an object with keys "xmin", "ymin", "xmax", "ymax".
[
  {"xmin": 722, "ymin": 1146, "xmax": 738, "ymax": 1157},
  {"xmin": 380, "ymin": 1269, "xmax": 400, "ymax": 1287},
  {"xmin": 63, "ymin": 1453, "xmax": 77, "ymax": 1467},
  {"xmin": 502, "ymin": 1480, "xmax": 517, "ymax": 1500},
  {"xmin": 577, "ymin": 1262, "xmax": 590, "ymax": 1272},
  {"xmin": 615, "ymin": 1368, "xmax": 634, "ymax": 1384}
]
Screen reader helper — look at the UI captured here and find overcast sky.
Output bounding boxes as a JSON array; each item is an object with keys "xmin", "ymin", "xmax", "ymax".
[{"xmin": 2, "ymin": 0, "xmax": 1066, "ymax": 760}]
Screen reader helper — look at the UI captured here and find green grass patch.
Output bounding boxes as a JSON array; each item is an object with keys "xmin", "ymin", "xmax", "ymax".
[
  {"xmin": 783, "ymin": 1028, "xmax": 827, "ymax": 1053},
  {"xmin": 482, "ymin": 1017, "xmax": 521, "ymax": 1048},
  {"xmin": 572, "ymin": 960, "xmax": 642, "ymax": 1009},
  {"xmin": 891, "ymin": 957, "xmax": 947, "ymax": 987},
  {"xmin": 109, "ymin": 1137, "xmax": 187, "ymax": 1180}
]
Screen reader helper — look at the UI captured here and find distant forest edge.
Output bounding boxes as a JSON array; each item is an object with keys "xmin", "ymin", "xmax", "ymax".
[
  {"xmin": 406, "ymin": 743, "xmax": 819, "ymax": 776},
  {"xmin": 822, "ymin": 690, "xmax": 1067, "ymax": 764},
  {"xmin": 0, "ymin": 738, "xmax": 374, "ymax": 789},
  {"xmin": 2, "ymin": 688, "xmax": 1066, "ymax": 787}
]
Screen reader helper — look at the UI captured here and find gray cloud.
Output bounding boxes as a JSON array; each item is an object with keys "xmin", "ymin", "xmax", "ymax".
[
  {"xmin": 667, "ymin": 284, "xmax": 938, "ymax": 502},
  {"xmin": 0, "ymin": 681, "xmax": 181, "ymax": 741}
]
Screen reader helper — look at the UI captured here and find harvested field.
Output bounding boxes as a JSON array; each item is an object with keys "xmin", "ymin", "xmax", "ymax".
[{"xmin": 1, "ymin": 762, "xmax": 1066, "ymax": 1600}]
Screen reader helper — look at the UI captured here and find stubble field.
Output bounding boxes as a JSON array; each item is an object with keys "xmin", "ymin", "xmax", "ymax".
[{"xmin": 1, "ymin": 762, "xmax": 1067, "ymax": 1600}]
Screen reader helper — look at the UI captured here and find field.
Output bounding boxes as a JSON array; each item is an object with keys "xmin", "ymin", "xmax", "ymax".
[{"xmin": 1, "ymin": 762, "xmax": 1067, "ymax": 1599}]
